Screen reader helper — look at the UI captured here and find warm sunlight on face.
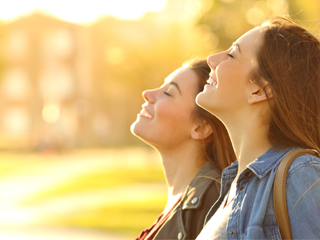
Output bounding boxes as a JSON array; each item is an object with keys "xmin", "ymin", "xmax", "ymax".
[{"xmin": 0, "ymin": 0, "xmax": 167, "ymax": 23}]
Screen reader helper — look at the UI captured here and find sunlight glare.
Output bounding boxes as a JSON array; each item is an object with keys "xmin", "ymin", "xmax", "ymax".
[
  {"xmin": 0, "ymin": 0, "xmax": 36, "ymax": 20},
  {"xmin": 42, "ymin": 102, "xmax": 60, "ymax": 123},
  {"xmin": 105, "ymin": 47, "xmax": 125, "ymax": 65},
  {"xmin": 0, "ymin": 0, "xmax": 167, "ymax": 23}
]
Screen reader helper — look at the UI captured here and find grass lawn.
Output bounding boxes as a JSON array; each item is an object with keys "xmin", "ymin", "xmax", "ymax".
[
  {"xmin": 0, "ymin": 147, "xmax": 167, "ymax": 238},
  {"xmin": 48, "ymin": 193, "xmax": 167, "ymax": 236}
]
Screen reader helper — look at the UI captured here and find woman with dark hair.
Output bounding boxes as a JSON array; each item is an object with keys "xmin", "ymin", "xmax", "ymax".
[
  {"xmin": 195, "ymin": 16, "xmax": 320, "ymax": 239},
  {"xmin": 131, "ymin": 59, "xmax": 235, "ymax": 240}
]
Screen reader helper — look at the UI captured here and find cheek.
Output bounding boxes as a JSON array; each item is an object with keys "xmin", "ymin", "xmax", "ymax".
[
  {"xmin": 156, "ymin": 104, "xmax": 185, "ymax": 125},
  {"xmin": 217, "ymin": 64, "xmax": 235, "ymax": 84},
  {"xmin": 218, "ymin": 64, "xmax": 250, "ymax": 91},
  {"xmin": 156, "ymin": 103, "xmax": 172, "ymax": 120},
  {"xmin": 156, "ymin": 102, "xmax": 194, "ymax": 130}
]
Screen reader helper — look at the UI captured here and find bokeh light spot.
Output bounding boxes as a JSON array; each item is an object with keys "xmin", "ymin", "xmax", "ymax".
[
  {"xmin": 42, "ymin": 103, "xmax": 60, "ymax": 123},
  {"xmin": 246, "ymin": 7, "xmax": 265, "ymax": 25},
  {"xmin": 184, "ymin": 0, "xmax": 203, "ymax": 16},
  {"xmin": 105, "ymin": 47, "xmax": 125, "ymax": 65},
  {"xmin": 220, "ymin": 0, "xmax": 235, "ymax": 3}
]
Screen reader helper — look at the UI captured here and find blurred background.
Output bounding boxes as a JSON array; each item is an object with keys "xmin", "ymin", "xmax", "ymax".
[{"xmin": 0, "ymin": 0, "xmax": 318, "ymax": 239}]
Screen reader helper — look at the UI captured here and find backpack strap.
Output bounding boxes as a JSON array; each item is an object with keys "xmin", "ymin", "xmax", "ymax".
[{"xmin": 273, "ymin": 149, "xmax": 319, "ymax": 240}]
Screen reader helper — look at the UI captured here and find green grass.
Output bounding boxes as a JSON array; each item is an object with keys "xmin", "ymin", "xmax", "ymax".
[
  {"xmin": 0, "ymin": 148, "xmax": 167, "ymax": 238},
  {"xmin": 48, "ymin": 195, "xmax": 167, "ymax": 236},
  {"xmin": 21, "ymin": 167, "xmax": 165, "ymax": 204},
  {"xmin": 0, "ymin": 154, "xmax": 48, "ymax": 177}
]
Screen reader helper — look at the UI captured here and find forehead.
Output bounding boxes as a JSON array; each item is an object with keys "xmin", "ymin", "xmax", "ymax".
[
  {"xmin": 164, "ymin": 67, "xmax": 182, "ymax": 84},
  {"xmin": 236, "ymin": 27, "xmax": 264, "ymax": 45},
  {"xmin": 235, "ymin": 27, "xmax": 264, "ymax": 61},
  {"xmin": 164, "ymin": 68, "xmax": 198, "ymax": 93},
  {"xmin": 165, "ymin": 68, "xmax": 196, "ymax": 83}
]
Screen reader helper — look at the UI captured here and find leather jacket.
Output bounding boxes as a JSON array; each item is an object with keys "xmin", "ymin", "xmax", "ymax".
[{"xmin": 154, "ymin": 161, "xmax": 221, "ymax": 240}]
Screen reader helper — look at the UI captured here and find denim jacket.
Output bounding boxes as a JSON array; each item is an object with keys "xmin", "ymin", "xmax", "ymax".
[{"xmin": 204, "ymin": 147, "xmax": 320, "ymax": 239}]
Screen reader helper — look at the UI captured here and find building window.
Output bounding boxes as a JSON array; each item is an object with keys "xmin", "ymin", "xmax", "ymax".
[
  {"xmin": 1, "ymin": 68, "xmax": 30, "ymax": 101},
  {"xmin": 6, "ymin": 29, "xmax": 28, "ymax": 60}
]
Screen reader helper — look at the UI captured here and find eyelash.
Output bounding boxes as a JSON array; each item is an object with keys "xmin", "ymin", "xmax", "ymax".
[
  {"xmin": 164, "ymin": 91, "xmax": 171, "ymax": 96},
  {"xmin": 227, "ymin": 53, "xmax": 234, "ymax": 58}
]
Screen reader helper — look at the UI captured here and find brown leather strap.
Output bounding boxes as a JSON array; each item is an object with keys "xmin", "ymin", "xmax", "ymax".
[{"xmin": 273, "ymin": 149, "xmax": 319, "ymax": 240}]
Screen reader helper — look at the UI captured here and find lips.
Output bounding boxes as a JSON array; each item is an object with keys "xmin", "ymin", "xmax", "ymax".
[
  {"xmin": 139, "ymin": 108, "xmax": 154, "ymax": 119},
  {"xmin": 207, "ymin": 74, "xmax": 217, "ymax": 86}
]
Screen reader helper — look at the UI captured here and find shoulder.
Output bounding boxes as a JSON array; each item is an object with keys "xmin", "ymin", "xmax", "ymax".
[
  {"xmin": 197, "ymin": 161, "xmax": 221, "ymax": 179},
  {"xmin": 284, "ymin": 154, "xmax": 320, "ymax": 238},
  {"xmin": 287, "ymin": 153, "xmax": 320, "ymax": 181},
  {"xmin": 156, "ymin": 162, "xmax": 222, "ymax": 240},
  {"xmin": 181, "ymin": 161, "xmax": 221, "ymax": 210},
  {"xmin": 189, "ymin": 161, "xmax": 221, "ymax": 190},
  {"xmin": 285, "ymin": 153, "xmax": 320, "ymax": 210}
]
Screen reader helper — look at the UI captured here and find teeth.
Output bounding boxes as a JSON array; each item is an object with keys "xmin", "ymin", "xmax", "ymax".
[
  {"xmin": 144, "ymin": 112, "xmax": 152, "ymax": 118},
  {"xmin": 207, "ymin": 75, "xmax": 217, "ymax": 85},
  {"xmin": 140, "ymin": 109, "xmax": 153, "ymax": 119}
]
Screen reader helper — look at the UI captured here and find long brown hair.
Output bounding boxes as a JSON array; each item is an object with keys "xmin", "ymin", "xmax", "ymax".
[
  {"xmin": 185, "ymin": 59, "xmax": 236, "ymax": 172},
  {"xmin": 250, "ymin": 16, "xmax": 320, "ymax": 152}
]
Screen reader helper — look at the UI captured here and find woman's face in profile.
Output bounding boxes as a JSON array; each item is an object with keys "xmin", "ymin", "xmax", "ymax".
[
  {"xmin": 196, "ymin": 27, "xmax": 264, "ymax": 117},
  {"xmin": 131, "ymin": 67, "xmax": 199, "ymax": 149}
]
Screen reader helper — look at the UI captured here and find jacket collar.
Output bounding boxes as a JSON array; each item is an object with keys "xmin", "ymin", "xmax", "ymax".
[
  {"xmin": 181, "ymin": 161, "xmax": 221, "ymax": 210},
  {"xmin": 248, "ymin": 147, "xmax": 295, "ymax": 178},
  {"xmin": 223, "ymin": 147, "xmax": 296, "ymax": 179}
]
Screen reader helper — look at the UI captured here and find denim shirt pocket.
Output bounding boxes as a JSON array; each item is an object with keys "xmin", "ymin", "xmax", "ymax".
[{"xmin": 241, "ymin": 224, "xmax": 282, "ymax": 240}]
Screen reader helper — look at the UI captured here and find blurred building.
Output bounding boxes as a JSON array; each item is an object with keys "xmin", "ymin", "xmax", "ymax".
[
  {"xmin": 0, "ymin": 12, "xmax": 109, "ymax": 151},
  {"xmin": 0, "ymin": 6, "xmax": 207, "ymax": 151},
  {"xmin": 3, "ymin": 0, "xmax": 315, "ymax": 151}
]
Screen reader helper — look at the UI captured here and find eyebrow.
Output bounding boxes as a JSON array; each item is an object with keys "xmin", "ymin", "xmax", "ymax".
[
  {"xmin": 169, "ymin": 81, "xmax": 182, "ymax": 95},
  {"xmin": 232, "ymin": 42, "xmax": 241, "ymax": 54}
]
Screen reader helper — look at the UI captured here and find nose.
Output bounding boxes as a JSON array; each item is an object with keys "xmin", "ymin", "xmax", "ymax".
[
  {"xmin": 207, "ymin": 51, "xmax": 227, "ymax": 69},
  {"xmin": 142, "ymin": 89, "xmax": 156, "ymax": 103}
]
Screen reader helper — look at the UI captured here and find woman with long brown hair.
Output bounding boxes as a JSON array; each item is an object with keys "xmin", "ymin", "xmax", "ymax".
[
  {"xmin": 195, "ymin": 16, "xmax": 320, "ymax": 239},
  {"xmin": 131, "ymin": 59, "xmax": 235, "ymax": 240}
]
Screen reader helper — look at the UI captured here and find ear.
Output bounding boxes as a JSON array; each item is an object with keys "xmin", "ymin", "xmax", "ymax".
[
  {"xmin": 191, "ymin": 120, "xmax": 213, "ymax": 140},
  {"xmin": 248, "ymin": 82, "xmax": 273, "ymax": 104}
]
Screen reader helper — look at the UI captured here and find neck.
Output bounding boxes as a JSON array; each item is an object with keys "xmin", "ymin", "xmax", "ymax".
[
  {"xmin": 156, "ymin": 142, "xmax": 206, "ymax": 213},
  {"xmin": 223, "ymin": 111, "xmax": 272, "ymax": 180}
]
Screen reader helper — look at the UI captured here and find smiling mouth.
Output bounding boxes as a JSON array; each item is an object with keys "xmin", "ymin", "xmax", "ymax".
[
  {"xmin": 207, "ymin": 75, "xmax": 217, "ymax": 86},
  {"xmin": 139, "ymin": 109, "xmax": 153, "ymax": 119}
]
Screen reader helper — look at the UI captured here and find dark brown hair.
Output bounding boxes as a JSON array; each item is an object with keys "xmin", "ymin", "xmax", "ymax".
[
  {"xmin": 185, "ymin": 59, "xmax": 236, "ymax": 172},
  {"xmin": 250, "ymin": 16, "xmax": 320, "ymax": 152}
]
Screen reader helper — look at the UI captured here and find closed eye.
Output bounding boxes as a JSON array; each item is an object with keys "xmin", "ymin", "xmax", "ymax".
[
  {"xmin": 227, "ymin": 53, "xmax": 234, "ymax": 58},
  {"xmin": 164, "ymin": 91, "xmax": 171, "ymax": 96}
]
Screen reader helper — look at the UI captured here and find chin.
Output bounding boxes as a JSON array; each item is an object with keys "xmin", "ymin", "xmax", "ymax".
[
  {"xmin": 130, "ymin": 123, "xmax": 156, "ymax": 148},
  {"xmin": 130, "ymin": 120, "xmax": 140, "ymax": 136},
  {"xmin": 196, "ymin": 92, "xmax": 208, "ymax": 109},
  {"xmin": 130, "ymin": 121, "xmax": 148, "ymax": 140},
  {"xmin": 196, "ymin": 93, "xmax": 216, "ymax": 115}
]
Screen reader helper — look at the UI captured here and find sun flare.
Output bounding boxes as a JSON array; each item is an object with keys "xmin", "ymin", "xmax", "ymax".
[{"xmin": 0, "ymin": 0, "xmax": 167, "ymax": 23}]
